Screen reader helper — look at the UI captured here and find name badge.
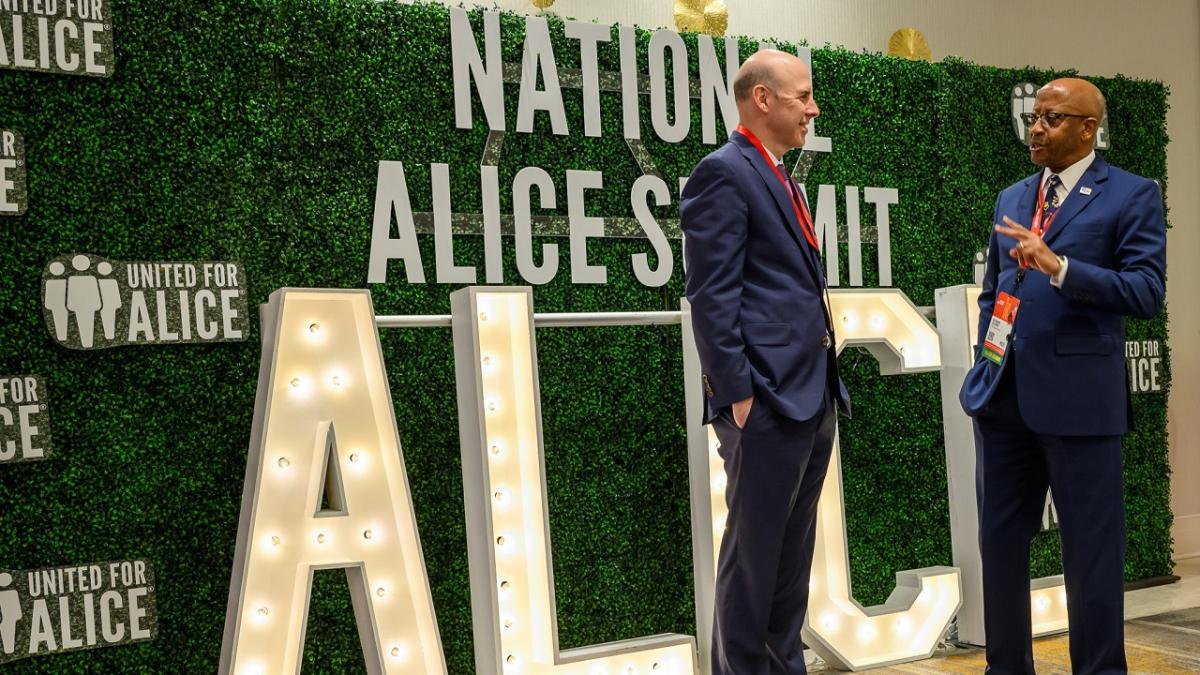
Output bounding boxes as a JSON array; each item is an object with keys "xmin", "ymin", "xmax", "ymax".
[{"xmin": 982, "ymin": 291, "xmax": 1021, "ymax": 365}]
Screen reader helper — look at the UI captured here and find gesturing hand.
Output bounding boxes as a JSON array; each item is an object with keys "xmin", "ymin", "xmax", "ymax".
[{"xmin": 995, "ymin": 216, "xmax": 1061, "ymax": 276}]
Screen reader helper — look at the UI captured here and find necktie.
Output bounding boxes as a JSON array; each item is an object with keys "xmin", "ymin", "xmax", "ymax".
[
  {"xmin": 779, "ymin": 164, "xmax": 834, "ymax": 333},
  {"xmin": 1042, "ymin": 174, "xmax": 1063, "ymax": 221},
  {"xmin": 778, "ymin": 163, "xmax": 819, "ymax": 250}
]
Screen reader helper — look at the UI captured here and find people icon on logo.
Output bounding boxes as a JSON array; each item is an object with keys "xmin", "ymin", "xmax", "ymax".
[
  {"xmin": 0, "ymin": 572, "xmax": 20, "ymax": 656},
  {"xmin": 44, "ymin": 255, "xmax": 124, "ymax": 349},
  {"xmin": 44, "ymin": 262, "xmax": 69, "ymax": 342},
  {"xmin": 97, "ymin": 261, "xmax": 122, "ymax": 340}
]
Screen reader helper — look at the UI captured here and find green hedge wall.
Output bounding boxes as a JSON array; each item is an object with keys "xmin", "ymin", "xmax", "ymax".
[{"xmin": 0, "ymin": 1, "xmax": 1171, "ymax": 672}]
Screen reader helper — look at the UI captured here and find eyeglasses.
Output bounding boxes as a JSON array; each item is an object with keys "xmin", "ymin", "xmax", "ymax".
[{"xmin": 1019, "ymin": 111, "xmax": 1092, "ymax": 128}]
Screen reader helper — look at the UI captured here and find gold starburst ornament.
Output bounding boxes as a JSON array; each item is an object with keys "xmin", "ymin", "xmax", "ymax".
[
  {"xmin": 888, "ymin": 27, "xmax": 932, "ymax": 61},
  {"xmin": 674, "ymin": 0, "xmax": 729, "ymax": 37},
  {"xmin": 531, "ymin": 0, "xmax": 555, "ymax": 9}
]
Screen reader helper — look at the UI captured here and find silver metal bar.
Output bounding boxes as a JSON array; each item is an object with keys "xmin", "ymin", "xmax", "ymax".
[{"xmin": 377, "ymin": 307, "xmax": 937, "ymax": 329}]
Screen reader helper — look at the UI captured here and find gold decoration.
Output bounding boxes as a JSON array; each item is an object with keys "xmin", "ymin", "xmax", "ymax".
[
  {"xmin": 530, "ymin": 0, "xmax": 555, "ymax": 9},
  {"xmin": 674, "ymin": 0, "xmax": 729, "ymax": 37},
  {"xmin": 887, "ymin": 27, "xmax": 932, "ymax": 61}
]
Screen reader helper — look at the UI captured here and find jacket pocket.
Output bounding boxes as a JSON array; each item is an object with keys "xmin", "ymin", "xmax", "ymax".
[
  {"xmin": 1054, "ymin": 333, "xmax": 1114, "ymax": 355},
  {"xmin": 743, "ymin": 322, "xmax": 791, "ymax": 346}
]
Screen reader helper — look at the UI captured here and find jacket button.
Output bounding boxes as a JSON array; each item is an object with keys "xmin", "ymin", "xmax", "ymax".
[{"xmin": 821, "ymin": 335, "xmax": 832, "ymax": 349}]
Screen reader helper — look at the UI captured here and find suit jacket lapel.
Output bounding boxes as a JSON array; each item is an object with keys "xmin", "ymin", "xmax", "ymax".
[
  {"xmin": 732, "ymin": 134, "xmax": 810, "ymax": 253},
  {"xmin": 1017, "ymin": 173, "xmax": 1040, "ymax": 228},
  {"xmin": 1042, "ymin": 156, "xmax": 1108, "ymax": 248}
]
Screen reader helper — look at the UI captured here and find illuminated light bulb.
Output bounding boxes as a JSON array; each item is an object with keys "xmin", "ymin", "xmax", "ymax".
[
  {"xmin": 496, "ymin": 535, "xmax": 507, "ymax": 548},
  {"xmin": 257, "ymin": 605, "xmax": 269, "ymax": 617},
  {"xmin": 479, "ymin": 310, "xmax": 490, "ymax": 322},
  {"xmin": 502, "ymin": 615, "xmax": 515, "ymax": 630},
  {"xmin": 270, "ymin": 535, "xmax": 281, "ymax": 547},
  {"xmin": 242, "ymin": 662, "xmax": 266, "ymax": 675},
  {"xmin": 489, "ymin": 443, "xmax": 502, "ymax": 457},
  {"xmin": 308, "ymin": 323, "xmax": 320, "ymax": 335},
  {"xmin": 842, "ymin": 311, "xmax": 859, "ymax": 330},
  {"xmin": 316, "ymin": 532, "xmax": 327, "ymax": 545},
  {"xmin": 331, "ymin": 375, "xmax": 343, "ymax": 387},
  {"xmin": 894, "ymin": 615, "xmax": 911, "ymax": 635},
  {"xmin": 652, "ymin": 664, "xmax": 661, "ymax": 671},
  {"xmin": 486, "ymin": 399, "xmax": 499, "ymax": 414},
  {"xmin": 493, "ymin": 490, "xmax": 506, "ymax": 503},
  {"xmin": 277, "ymin": 456, "xmax": 290, "ymax": 469},
  {"xmin": 389, "ymin": 643, "xmax": 409, "ymax": 660},
  {"xmin": 376, "ymin": 586, "xmax": 386, "ymax": 597},
  {"xmin": 290, "ymin": 377, "xmax": 301, "ymax": 388},
  {"xmin": 714, "ymin": 515, "xmax": 727, "ymax": 532},
  {"xmin": 712, "ymin": 475, "xmax": 726, "ymax": 491},
  {"xmin": 1035, "ymin": 594, "xmax": 1050, "ymax": 612},
  {"xmin": 506, "ymin": 654, "xmax": 517, "ymax": 665},
  {"xmin": 625, "ymin": 667, "xmax": 637, "ymax": 675},
  {"xmin": 820, "ymin": 612, "xmax": 838, "ymax": 631},
  {"xmin": 858, "ymin": 622, "xmax": 877, "ymax": 642},
  {"xmin": 363, "ymin": 529, "xmax": 374, "ymax": 540},
  {"xmin": 1059, "ymin": 589, "xmax": 1068, "ymax": 604},
  {"xmin": 349, "ymin": 452, "xmax": 361, "ymax": 463},
  {"xmin": 499, "ymin": 580, "xmax": 511, "ymax": 592},
  {"xmin": 482, "ymin": 355, "xmax": 495, "ymax": 369},
  {"xmin": 870, "ymin": 314, "xmax": 886, "ymax": 330}
]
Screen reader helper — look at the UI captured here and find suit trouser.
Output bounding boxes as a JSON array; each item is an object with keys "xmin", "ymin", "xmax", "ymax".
[
  {"xmin": 711, "ymin": 392, "xmax": 836, "ymax": 675},
  {"xmin": 973, "ymin": 362, "xmax": 1127, "ymax": 675}
]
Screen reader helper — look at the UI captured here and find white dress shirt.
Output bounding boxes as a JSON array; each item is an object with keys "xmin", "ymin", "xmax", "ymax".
[{"xmin": 1041, "ymin": 150, "xmax": 1095, "ymax": 287}]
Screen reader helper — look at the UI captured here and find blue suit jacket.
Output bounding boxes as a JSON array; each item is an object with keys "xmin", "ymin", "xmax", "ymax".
[
  {"xmin": 960, "ymin": 155, "xmax": 1166, "ymax": 436},
  {"xmin": 681, "ymin": 132, "xmax": 850, "ymax": 424}
]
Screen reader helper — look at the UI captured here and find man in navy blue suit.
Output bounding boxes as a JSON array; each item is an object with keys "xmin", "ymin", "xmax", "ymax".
[
  {"xmin": 961, "ymin": 78, "xmax": 1166, "ymax": 674},
  {"xmin": 681, "ymin": 50, "xmax": 850, "ymax": 675}
]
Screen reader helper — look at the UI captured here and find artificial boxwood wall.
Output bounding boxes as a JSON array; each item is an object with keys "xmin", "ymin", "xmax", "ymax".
[{"xmin": 0, "ymin": 1, "xmax": 1171, "ymax": 672}]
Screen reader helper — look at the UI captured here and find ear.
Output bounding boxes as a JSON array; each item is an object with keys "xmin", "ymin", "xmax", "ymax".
[
  {"xmin": 1080, "ymin": 117, "xmax": 1098, "ymax": 144},
  {"xmin": 753, "ymin": 84, "xmax": 770, "ymax": 113}
]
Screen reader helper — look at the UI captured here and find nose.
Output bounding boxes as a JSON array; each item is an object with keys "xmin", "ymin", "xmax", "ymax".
[{"xmin": 808, "ymin": 98, "xmax": 820, "ymax": 120}]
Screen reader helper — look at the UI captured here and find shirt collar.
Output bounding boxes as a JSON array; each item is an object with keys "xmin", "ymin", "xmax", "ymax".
[{"xmin": 1042, "ymin": 150, "xmax": 1096, "ymax": 195}]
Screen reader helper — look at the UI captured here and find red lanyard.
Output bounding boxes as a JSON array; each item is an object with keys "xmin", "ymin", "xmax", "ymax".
[
  {"xmin": 1031, "ymin": 173, "xmax": 1061, "ymax": 239},
  {"xmin": 735, "ymin": 125, "xmax": 819, "ymax": 250}
]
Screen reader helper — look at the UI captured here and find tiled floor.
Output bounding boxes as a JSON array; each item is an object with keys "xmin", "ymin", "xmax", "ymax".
[
  {"xmin": 1126, "ymin": 556, "xmax": 1200, "ymax": 620},
  {"xmin": 808, "ymin": 556, "xmax": 1200, "ymax": 673}
]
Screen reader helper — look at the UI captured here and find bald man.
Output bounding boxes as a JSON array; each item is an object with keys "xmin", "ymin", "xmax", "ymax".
[
  {"xmin": 681, "ymin": 50, "xmax": 850, "ymax": 674},
  {"xmin": 961, "ymin": 78, "xmax": 1166, "ymax": 673}
]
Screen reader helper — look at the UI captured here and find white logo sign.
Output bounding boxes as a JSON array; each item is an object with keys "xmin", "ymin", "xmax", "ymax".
[
  {"xmin": 1126, "ymin": 339, "xmax": 1163, "ymax": 393},
  {"xmin": 0, "ymin": 129, "xmax": 25, "ymax": 215},
  {"xmin": 367, "ymin": 10, "xmax": 901, "ymax": 290},
  {"xmin": 41, "ymin": 254, "xmax": 249, "ymax": 350},
  {"xmin": 0, "ymin": 0, "xmax": 114, "ymax": 77},
  {"xmin": 0, "ymin": 375, "xmax": 50, "ymax": 463},
  {"xmin": 0, "ymin": 559, "xmax": 156, "ymax": 664}
]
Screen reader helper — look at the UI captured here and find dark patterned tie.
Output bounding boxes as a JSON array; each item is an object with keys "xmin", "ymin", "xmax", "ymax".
[{"xmin": 1042, "ymin": 174, "xmax": 1063, "ymax": 222}]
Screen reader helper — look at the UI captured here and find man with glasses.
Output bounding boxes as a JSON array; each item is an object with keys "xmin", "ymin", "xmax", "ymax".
[
  {"xmin": 961, "ymin": 78, "xmax": 1166, "ymax": 673},
  {"xmin": 681, "ymin": 49, "xmax": 850, "ymax": 674}
]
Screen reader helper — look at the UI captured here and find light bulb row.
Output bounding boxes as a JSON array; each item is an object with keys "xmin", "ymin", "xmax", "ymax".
[{"xmin": 275, "ymin": 448, "xmax": 366, "ymax": 472}]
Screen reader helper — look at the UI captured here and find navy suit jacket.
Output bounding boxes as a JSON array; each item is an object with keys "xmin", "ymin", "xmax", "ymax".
[
  {"xmin": 681, "ymin": 132, "xmax": 850, "ymax": 424},
  {"xmin": 960, "ymin": 155, "xmax": 1166, "ymax": 436}
]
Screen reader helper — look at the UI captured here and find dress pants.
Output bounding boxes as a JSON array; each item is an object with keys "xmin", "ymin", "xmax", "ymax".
[
  {"xmin": 711, "ymin": 392, "xmax": 836, "ymax": 675},
  {"xmin": 974, "ymin": 359, "xmax": 1127, "ymax": 674}
]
